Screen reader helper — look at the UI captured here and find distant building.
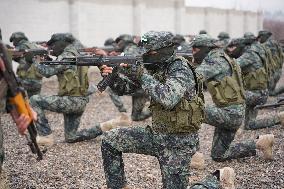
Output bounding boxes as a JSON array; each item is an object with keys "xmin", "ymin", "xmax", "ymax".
[{"xmin": 0, "ymin": 0, "xmax": 262, "ymax": 46}]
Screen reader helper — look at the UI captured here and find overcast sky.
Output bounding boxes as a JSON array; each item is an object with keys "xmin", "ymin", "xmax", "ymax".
[{"xmin": 185, "ymin": 0, "xmax": 284, "ymax": 13}]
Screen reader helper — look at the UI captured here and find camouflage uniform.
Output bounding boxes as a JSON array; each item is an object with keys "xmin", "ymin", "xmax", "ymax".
[
  {"xmin": 123, "ymin": 39, "xmax": 151, "ymax": 121},
  {"xmin": 258, "ymin": 31, "xmax": 284, "ymax": 95},
  {"xmin": 194, "ymin": 35, "xmax": 256, "ymax": 161},
  {"xmin": 234, "ymin": 39, "xmax": 270, "ymax": 130},
  {"xmin": 30, "ymin": 35, "xmax": 103, "ymax": 143},
  {"xmin": 240, "ymin": 31, "xmax": 283, "ymax": 130},
  {"xmin": 10, "ymin": 32, "xmax": 43, "ymax": 97},
  {"xmin": 101, "ymin": 31, "xmax": 219, "ymax": 189}
]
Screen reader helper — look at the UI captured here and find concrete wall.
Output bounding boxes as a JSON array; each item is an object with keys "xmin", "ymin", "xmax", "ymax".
[
  {"xmin": 0, "ymin": 0, "xmax": 263, "ymax": 46},
  {"xmin": 0, "ymin": 0, "xmax": 70, "ymax": 42}
]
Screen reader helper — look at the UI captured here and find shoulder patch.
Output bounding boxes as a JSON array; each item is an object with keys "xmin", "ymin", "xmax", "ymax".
[{"xmin": 204, "ymin": 56, "xmax": 215, "ymax": 65}]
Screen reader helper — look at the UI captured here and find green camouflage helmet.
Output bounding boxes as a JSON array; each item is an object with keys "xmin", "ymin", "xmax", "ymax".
[
  {"xmin": 141, "ymin": 31, "xmax": 174, "ymax": 52},
  {"xmin": 47, "ymin": 33, "xmax": 75, "ymax": 46},
  {"xmin": 244, "ymin": 32, "xmax": 255, "ymax": 39},
  {"xmin": 228, "ymin": 38, "xmax": 246, "ymax": 47},
  {"xmin": 218, "ymin": 32, "xmax": 230, "ymax": 40},
  {"xmin": 9, "ymin": 32, "xmax": 28, "ymax": 42},
  {"xmin": 258, "ymin": 30, "xmax": 272, "ymax": 38},
  {"xmin": 104, "ymin": 38, "xmax": 115, "ymax": 46},
  {"xmin": 199, "ymin": 30, "xmax": 207, "ymax": 34},
  {"xmin": 115, "ymin": 34, "xmax": 133, "ymax": 43},
  {"xmin": 191, "ymin": 34, "xmax": 218, "ymax": 48}
]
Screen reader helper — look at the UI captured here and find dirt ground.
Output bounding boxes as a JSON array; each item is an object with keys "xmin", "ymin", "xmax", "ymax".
[{"xmin": 1, "ymin": 68, "xmax": 284, "ymax": 189}]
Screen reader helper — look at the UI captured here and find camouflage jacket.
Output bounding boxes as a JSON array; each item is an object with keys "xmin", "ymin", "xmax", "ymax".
[
  {"xmin": 237, "ymin": 42, "xmax": 266, "ymax": 73},
  {"xmin": 111, "ymin": 54, "xmax": 197, "ymax": 110},
  {"xmin": 35, "ymin": 44, "xmax": 89, "ymax": 96},
  {"xmin": 264, "ymin": 37, "xmax": 284, "ymax": 67},
  {"xmin": 15, "ymin": 39, "xmax": 43, "ymax": 80},
  {"xmin": 195, "ymin": 48, "xmax": 245, "ymax": 110},
  {"xmin": 196, "ymin": 48, "xmax": 233, "ymax": 82}
]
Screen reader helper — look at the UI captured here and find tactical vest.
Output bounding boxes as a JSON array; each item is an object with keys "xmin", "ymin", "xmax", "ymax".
[
  {"xmin": 150, "ymin": 57, "xmax": 204, "ymax": 134},
  {"xmin": 207, "ymin": 53, "xmax": 245, "ymax": 107},
  {"xmin": 57, "ymin": 47, "xmax": 89, "ymax": 97},
  {"xmin": 264, "ymin": 46, "xmax": 278, "ymax": 79},
  {"xmin": 16, "ymin": 42, "xmax": 43, "ymax": 80},
  {"xmin": 242, "ymin": 48, "xmax": 268, "ymax": 91}
]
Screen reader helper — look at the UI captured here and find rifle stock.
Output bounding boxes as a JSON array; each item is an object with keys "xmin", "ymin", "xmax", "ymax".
[
  {"xmin": 0, "ymin": 42, "xmax": 43, "ymax": 160},
  {"xmin": 8, "ymin": 48, "xmax": 49, "ymax": 60}
]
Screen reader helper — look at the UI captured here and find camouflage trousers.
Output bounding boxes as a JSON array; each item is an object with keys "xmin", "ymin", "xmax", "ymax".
[
  {"xmin": 107, "ymin": 88, "xmax": 126, "ymax": 112},
  {"xmin": 244, "ymin": 90, "xmax": 270, "ymax": 130},
  {"xmin": 101, "ymin": 126, "xmax": 208, "ymax": 189},
  {"xmin": 30, "ymin": 95, "xmax": 102, "ymax": 143},
  {"xmin": 204, "ymin": 104, "xmax": 256, "ymax": 162},
  {"xmin": 18, "ymin": 78, "xmax": 42, "ymax": 98}
]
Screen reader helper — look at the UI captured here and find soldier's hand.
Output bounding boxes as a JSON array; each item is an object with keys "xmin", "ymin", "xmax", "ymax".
[
  {"xmin": 11, "ymin": 108, "xmax": 37, "ymax": 135},
  {"xmin": 94, "ymin": 49, "xmax": 108, "ymax": 56},
  {"xmin": 100, "ymin": 65, "xmax": 113, "ymax": 76},
  {"xmin": 108, "ymin": 51, "xmax": 121, "ymax": 56}
]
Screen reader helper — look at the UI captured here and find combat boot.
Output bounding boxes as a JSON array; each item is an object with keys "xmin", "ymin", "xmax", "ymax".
[
  {"xmin": 36, "ymin": 134, "xmax": 54, "ymax": 147},
  {"xmin": 278, "ymin": 111, "xmax": 284, "ymax": 127},
  {"xmin": 256, "ymin": 134, "xmax": 275, "ymax": 160},
  {"xmin": 117, "ymin": 113, "xmax": 132, "ymax": 126},
  {"xmin": 131, "ymin": 110, "xmax": 152, "ymax": 121},
  {"xmin": 218, "ymin": 167, "xmax": 235, "ymax": 189},
  {"xmin": 190, "ymin": 152, "xmax": 205, "ymax": 170}
]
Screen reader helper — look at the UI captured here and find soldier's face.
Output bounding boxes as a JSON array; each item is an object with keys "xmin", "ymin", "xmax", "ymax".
[
  {"xmin": 49, "ymin": 41, "xmax": 66, "ymax": 56},
  {"xmin": 192, "ymin": 47, "xmax": 200, "ymax": 55},
  {"xmin": 227, "ymin": 46, "xmax": 237, "ymax": 53}
]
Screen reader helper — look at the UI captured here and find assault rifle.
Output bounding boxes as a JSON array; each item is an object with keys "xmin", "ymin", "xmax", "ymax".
[
  {"xmin": 8, "ymin": 48, "xmax": 49, "ymax": 60},
  {"xmin": 40, "ymin": 55, "xmax": 154, "ymax": 92},
  {"xmin": 255, "ymin": 97, "xmax": 284, "ymax": 110},
  {"xmin": 0, "ymin": 42, "xmax": 43, "ymax": 160}
]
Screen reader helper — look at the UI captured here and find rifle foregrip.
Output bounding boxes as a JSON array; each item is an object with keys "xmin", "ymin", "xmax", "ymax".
[
  {"xmin": 9, "ymin": 93, "xmax": 33, "ymax": 123},
  {"xmin": 97, "ymin": 77, "xmax": 110, "ymax": 92}
]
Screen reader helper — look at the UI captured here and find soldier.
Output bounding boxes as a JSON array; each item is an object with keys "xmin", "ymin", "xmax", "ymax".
[
  {"xmin": 226, "ymin": 36, "xmax": 271, "ymax": 130},
  {"xmin": 257, "ymin": 30, "xmax": 284, "ymax": 96},
  {"xmin": 193, "ymin": 34, "xmax": 274, "ymax": 161},
  {"xmin": 115, "ymin": 34, "xmax": 151, "ymax": 121},
  {"xmin": 232, "ymin": 32, "xmax": 284, "ymax": 130},
  {"xmin": 30, "ymin": 33, "xmax": 121, "ymax": 145},
  {"xmin": 9, "ymin": 32, "xmax": 43, "ymax": 97},
  {"xmin": 100, "ymin": 31, "xmax": 234, "ymax": 189},
  {"xmin": 217, "ymin": 31, "xmax": 230, "ymax": 48}
]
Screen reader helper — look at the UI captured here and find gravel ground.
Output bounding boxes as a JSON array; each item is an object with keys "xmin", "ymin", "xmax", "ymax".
[{"xmin": 1, "ymin": 68, "xmax": 284, "ymax": 189}]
